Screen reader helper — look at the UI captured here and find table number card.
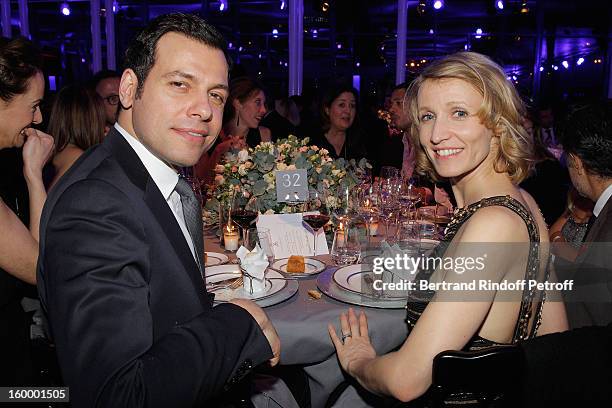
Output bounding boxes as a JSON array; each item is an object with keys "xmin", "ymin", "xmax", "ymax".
[
  {"xmin": 276, "ymin": 169, "xmax": 308, "ymax": 203},
  {"xmin": 256, "ymin": 213, "xmax": 329, "ymax": 259}
]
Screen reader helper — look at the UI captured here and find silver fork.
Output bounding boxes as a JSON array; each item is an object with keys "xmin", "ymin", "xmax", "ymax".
[{"xmin": 207, "ymin": 277, "xmax": 243, "ymax": 292}]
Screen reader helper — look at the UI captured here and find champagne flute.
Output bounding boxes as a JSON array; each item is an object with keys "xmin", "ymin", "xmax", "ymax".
[{"xmin": 303, "ymin": 191, "xmax": 330, "ymax": 257}]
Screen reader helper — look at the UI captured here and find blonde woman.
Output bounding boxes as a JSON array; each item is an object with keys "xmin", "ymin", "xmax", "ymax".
[{"xmin": 328, "ymin": 52, "xmax": 568, "ymax": 403}]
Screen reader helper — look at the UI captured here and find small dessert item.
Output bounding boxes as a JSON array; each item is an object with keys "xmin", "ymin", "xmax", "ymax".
[
  {"xmin": 286, "ymin": 255, "xmax": 306, "ymax": 273},
  {"xmin": 308, "ymin": 289, "xmax": 322, "ymax": 300}
]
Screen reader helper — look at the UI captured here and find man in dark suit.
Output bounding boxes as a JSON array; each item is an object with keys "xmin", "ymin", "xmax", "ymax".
[
  {"xmin": 37, "ymin": 13, "xmax": 279, "ymax": 407},
  {"xmin": 556, "ymin": 102, "xmax": 612, "ymax": 328}
]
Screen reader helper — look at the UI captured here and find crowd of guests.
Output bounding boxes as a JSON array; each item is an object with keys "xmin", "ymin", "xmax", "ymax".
[{"xmin": 1, "ymin": 11, "xmax": 612, "ymax": 407}]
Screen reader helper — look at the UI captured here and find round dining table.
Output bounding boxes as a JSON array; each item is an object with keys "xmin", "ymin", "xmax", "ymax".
[{"xmin": 204, "ymin": 231, "xmax": 410, "ymax": 407}]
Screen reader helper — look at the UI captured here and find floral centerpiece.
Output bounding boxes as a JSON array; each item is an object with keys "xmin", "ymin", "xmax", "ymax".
[{"xmin": 207, "ymin": 135, "xmax": 370, "ymax": 215}]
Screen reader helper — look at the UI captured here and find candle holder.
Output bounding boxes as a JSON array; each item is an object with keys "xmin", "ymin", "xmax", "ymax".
[{"xmin": 223, "ymin": 223, "xmax": 239, "ymax": 252}]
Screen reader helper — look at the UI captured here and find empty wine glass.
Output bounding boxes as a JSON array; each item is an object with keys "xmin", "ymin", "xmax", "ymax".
[
  {"xmin": 398, "ymin": 177, "xmax": 421, "ymax": 219},
  {"xmin": 331, "ymin": 225, "xmax": 361, "ymax": 266},
  {"xmin": 378, "ymin": 182, "xmax": 400, "ymax": 241},
  {"xmin": 434, "ymin": 204, "xmax": 451, "ymax": 239},
  {"xmin": 357, "ymin": 192, "xmax": 379, "ymax": 243},
  {"xmin": 256, "ymin": 227, "xmax": 275, "ymax": 265},
  {"xmin": 303, "ymin": 190, "xmax": 330, "ymax": 257},
  {"xmin": 417, "ymin": 207, "xmax": 437, "ymax": 241},
  {"xmin": 380, "ymin": 166, "xmax": 400, "ymax": 180},
  {"xmin": 332, "ymin": 184, "xmax": 354, "ymax": 226}
]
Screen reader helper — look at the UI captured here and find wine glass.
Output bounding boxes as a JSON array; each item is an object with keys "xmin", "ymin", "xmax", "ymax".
[
  {"xmin": 256, "ymin": 227, "xmax": 275, "ymax": 265},
  {"xmin": 417, "ymin": 207, "xmax": 437, "ymax": 241},
  {"xmin": 303, "ymin": 191, "xmax": 330, "ymax": 257},
  {"xmin": 398, "ymin": 177, "xmax": 421, "ymax": 220},
  {"xmin": 380, "ymin": 166, "xmax": 400, "ymax": 180},
  {"xmin": 434, "ymin": 204, "xmax": 451, "ymax": 239},
  {"xmin": 332, "ymin": 184, "xmax": 355, "ymax": 226},
  {"xmin": 378, "ymin": 182, "xmax": 400, "ymax": 241},
  {"xmin": 331, "ymin": 225, "xmax": 361, "ymax": 266},
  {"xmin": 231, "ymin": 193, "xmax": 258, "ymax": 246},
  {"xmin": 357, "ymin": 191, "xmax": 379, "ymax": 243}
]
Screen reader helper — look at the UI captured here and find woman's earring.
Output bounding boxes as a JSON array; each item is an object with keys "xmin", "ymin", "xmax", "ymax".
[{"xmin": 236, "ymin": 114, "xmax": 240, "ymax": 127}]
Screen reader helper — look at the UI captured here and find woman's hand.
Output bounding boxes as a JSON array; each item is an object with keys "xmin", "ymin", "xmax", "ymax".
[
  {"xmin": 22, "ymin": 128, "xmax": 54, "ymax": 180},
  {"xmin": 328, "ymin": 308, "xmax": 377, "ymax": 377}
]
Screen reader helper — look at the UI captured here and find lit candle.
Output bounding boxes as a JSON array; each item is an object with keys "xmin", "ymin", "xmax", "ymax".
[
  {"xmin": 223, "ymin": 224, "xmax": 239, "ymax": 251},
  {"xmin": 336, "ymin": 222, "xmax": 346, "ymax": 245}
]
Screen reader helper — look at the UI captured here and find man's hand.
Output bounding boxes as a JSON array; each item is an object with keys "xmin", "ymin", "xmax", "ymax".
[
  {"xmin": 22, "ymin": 128, "xmax": 54, "ymax": 180},
  {"xmin": 229, "ymin": 298, "xmax": 280, "ymax": 366}
]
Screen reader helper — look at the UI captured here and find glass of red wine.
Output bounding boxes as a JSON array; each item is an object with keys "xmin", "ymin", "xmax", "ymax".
[
  {"xmin": 231, "ymin": 194, "xmax": 258, "ymax": 247},
  {"xmin": 303, "ymin": 191, "xmax": 330, "ymax": 257}
]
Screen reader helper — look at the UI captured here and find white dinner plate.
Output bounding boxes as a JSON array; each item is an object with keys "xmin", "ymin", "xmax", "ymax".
[
  {"xmin": 204, "ymin": 251, "xmax": 229, "ymax": 267},
  {"xmin": 205, "ymin": 265, "xmax": 287, "ymax": 302},
  {"xmin": 317, "ymin": 269, "xmax": 407, "ymax": 309},
  {"xmin": 271, "ymin": 258, "xmax": 326, "ymax": 278},
  {"xmin": 361, "ymin": 250, "xmax": 383, "ymax": 265},
  {"xmin": 333, "ymin": 264, "xmax": 410, "ymax": 299}
]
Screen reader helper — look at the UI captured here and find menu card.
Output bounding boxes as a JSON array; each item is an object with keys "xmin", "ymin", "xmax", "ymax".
[{"xmin": 256, "ymin": 213, "xmax": 329, "ymax": 259}]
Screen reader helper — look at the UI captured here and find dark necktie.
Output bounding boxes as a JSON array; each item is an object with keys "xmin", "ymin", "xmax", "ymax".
[{"xmin": 175, "ymin": 177, "xmax": 204, "ymax": 276}]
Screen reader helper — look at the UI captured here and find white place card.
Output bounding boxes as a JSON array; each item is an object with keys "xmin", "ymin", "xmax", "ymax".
[{"xmin": 256, "ymin": 213, "xmax": 329, "ymax": 259}]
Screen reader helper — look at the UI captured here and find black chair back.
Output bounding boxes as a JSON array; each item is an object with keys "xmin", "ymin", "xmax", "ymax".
[{"xmin": 430, "ymin": 345, "xmax": 524, "ymax": 408}]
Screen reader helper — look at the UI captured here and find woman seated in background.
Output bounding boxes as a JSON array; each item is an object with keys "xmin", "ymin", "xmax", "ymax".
[
  {"xmin": 328, "ymin": 52, "xmax": 568, "ymax": 404},
  {"xmin": 221, "ymin": 76, "xmax": 271, "ymax": 148},
  {"xmin": 195, "ymin": 77, "xmax": 270, "ymax": 184},
  {"xmin": 47, "ymin": 84, "xmax": 106, "ymax": 188},
  {"xmin": 549, "ymin": 187, "xmax": 594, "ymax": 262},
  {"xmin": 310, "ymin": 84, "xmax": 367, "ymax": 161},
  {"xmin": 0, "ymin": 36, "xmax": 54, "ymax": 384}
]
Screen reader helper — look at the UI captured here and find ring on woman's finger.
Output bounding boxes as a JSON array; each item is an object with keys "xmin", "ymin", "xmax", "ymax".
[{"xmin": 341, "ymin": 332, "xmax": 352, "ymax": 344}]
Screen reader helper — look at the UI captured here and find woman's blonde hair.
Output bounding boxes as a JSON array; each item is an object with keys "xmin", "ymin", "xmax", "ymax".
[{"xmin": 405, "ymin": 51, "xmax": 534, "ymax": 184}]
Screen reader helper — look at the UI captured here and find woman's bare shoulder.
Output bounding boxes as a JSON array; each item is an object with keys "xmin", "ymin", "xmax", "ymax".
[{"xmin": 457, "ymin": 204, "xmax": 530, "ymax": 243}]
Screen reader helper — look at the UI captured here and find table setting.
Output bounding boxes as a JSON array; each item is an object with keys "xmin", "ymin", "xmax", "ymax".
[{"xmin": 192, "ymin": 139, "xmax": 451, "ymax": 407}]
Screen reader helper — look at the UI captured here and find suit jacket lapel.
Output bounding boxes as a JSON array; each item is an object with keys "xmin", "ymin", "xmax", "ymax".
[
  {"xmin": 104, "ymin": 129, "xmax": 208, "ymax": 306},
  {"xmin": 585, "ymin": 199, "xmax": 612, "ymax": 243}
]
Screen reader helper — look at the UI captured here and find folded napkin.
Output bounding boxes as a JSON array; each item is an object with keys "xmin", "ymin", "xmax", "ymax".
[
  {"xmin": 378, "ymin": 241, "xmax": 419, "ymax": 283},
  {"xmin": 236, "ymin": 245, "xmax": 269, "ymax": 294}
]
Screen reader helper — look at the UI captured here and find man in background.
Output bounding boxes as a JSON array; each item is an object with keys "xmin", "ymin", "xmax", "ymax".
[
  {"xmin": 91, "ymin": 69, "xmax": 120, "ymax": 132},
  {"xmin": 557, "ymin": 101, "xmax": 612, "ymax": 328}
]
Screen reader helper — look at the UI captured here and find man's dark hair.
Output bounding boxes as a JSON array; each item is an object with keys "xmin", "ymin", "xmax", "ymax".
[
  {"xmin": 123, "ymin": 13, "xmax": 230, "ymax": 98},
  {"xmin": 90, "ymin": 69, "xmax": 120, "ymax": 89},
  {"xmin": 0, "ymin": 37, "xmax": 43, "ymax": 102},
  {"xmin": 558, "ymin": 102, "xmax": 612, "ymax": 178}
]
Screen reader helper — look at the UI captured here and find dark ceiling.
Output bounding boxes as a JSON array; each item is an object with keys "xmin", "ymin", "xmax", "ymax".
[{"xmin": 4, "ymin": 0, "xmax": 612, "ymax": 101}]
